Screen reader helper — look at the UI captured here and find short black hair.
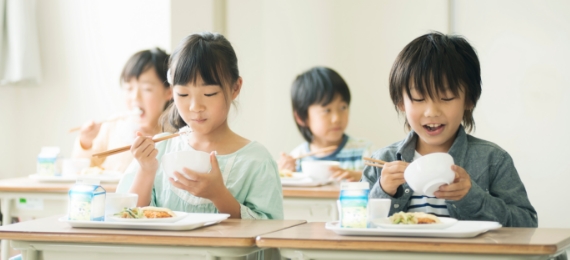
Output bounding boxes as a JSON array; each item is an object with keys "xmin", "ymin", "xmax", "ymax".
[
  {"xmin": 163, "ymin": 32, "xmax": 239, "ymax": 130},
  {"xmin": 389, "ymin": 31, "xmax": 482, "ymax": 133},
  {"xmin": 120, "ymin": 47, "xmax": 170, "ymax": 89},
  {"xmin": 291, "ymin": 66, "xmax": 351, "ymax": 142}
]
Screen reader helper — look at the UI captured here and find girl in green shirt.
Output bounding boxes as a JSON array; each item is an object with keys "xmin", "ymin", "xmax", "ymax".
[{"xmin": 117, "ymin": 32, "xmax": 283, "ymax": 220}]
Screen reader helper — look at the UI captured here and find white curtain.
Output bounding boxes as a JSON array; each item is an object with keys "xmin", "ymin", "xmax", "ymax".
[{"xmin": 0, "ymin": 0, "xmax": 41, "ymax": 85}]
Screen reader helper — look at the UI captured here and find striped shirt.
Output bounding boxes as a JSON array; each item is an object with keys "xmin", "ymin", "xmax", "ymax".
[
  {"xmin": 407, "ymin": 151, "xmax": 450, "ymax": 217},
  {"xmin": 290, "ymin": 135, "xmax": 373, "ymax": 172}
]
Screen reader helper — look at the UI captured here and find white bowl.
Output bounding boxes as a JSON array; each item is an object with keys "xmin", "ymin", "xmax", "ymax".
[
  {"xmin": 404, "ymin": 153, "xmax": 455, "ymax": 196},
  {"xmin": 62, "ymin": 158, "xmax": 90, "ymax": 176},
  {"xmin": 161, "ymin": 150, "xmax": 211, "ymax": 180},
  {"xmin": 301, "ymin": 160, "xmax": 340, "ymax": 182},
  {"xmin": 105, "ymin": 193, "xmax": 138, "ymax": 217}
]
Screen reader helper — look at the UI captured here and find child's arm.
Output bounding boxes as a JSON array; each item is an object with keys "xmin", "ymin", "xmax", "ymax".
[
  {"xmin": 128, "ymin": 132, "xmax": 159, "ymax": 206},
  {"xmin": 437, "ymin": 153, "xmax": 538, "ymax": 227},
  {"xmin": 277, "ymin": 152, "xmax": 296, "ymax": 171}
]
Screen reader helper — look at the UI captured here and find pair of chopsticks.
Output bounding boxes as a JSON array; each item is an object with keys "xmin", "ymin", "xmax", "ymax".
[
  {"xmin": 92, "ymin": 133, "xmax": 180, "ymax": 158},
  {"xmin": 69, "ymin": 109, "xmax": 142, "ymax": 133},
  {"xmin": 363, "ymin": 157, "xmax": 387, "ymax": 168},
  {"xmin": 293, "ymin": 145, "xmax": 337, "ymax": 160},
  {"xmin": 68, "ymin": 116, "xmax": 125, "ymax": 133}
]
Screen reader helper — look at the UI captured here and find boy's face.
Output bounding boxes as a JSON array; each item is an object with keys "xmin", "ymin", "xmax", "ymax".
[
  {"xmin": 305, "ymin": 94, "xmax": 349, "ymax": 146},
  {"xmin": 400, "ymin": 85, "xmax": 469, "ymax": 154}
]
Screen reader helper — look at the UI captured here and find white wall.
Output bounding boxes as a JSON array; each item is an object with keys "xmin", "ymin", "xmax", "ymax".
[
  {"xmin": 226, "ymin": 0, "xmax": 449, "ymax": 154},
  {"xmin": 454, "ymin": 0, "xmax": 570, "ymax": 228},
  {"xmin": 1, "ymin": 0, "xmax": 569, "ymax": 228},
  {"xmin": 0, "ymin": 0, "xmax": 171, "ymax": 178}
]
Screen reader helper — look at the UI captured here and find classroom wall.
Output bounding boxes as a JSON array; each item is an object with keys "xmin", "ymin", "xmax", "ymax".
[
  {"xmin": 0, "ymin": 0, "xmax": 171, "ymax": 178},
  {"xmin": 0, "ymin": 0, "xmax": 569, "ymax": 228},
  {"xmin": 453, "ymin": 0, "xmax": 570, "ymax": 228}
]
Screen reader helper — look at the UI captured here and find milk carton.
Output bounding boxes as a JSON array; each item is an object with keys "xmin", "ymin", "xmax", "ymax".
[
  {"xmin": 68, "ymin": 178, "xmax": 106, "ymax": 221},
  {"xmin": 37, "ymin": 147, "xmax": 62, "ymax": 176}
]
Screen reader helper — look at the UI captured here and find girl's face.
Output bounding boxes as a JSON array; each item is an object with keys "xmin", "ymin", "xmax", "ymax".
[
  {"xmin": 173, "ymin": 75, "xmax": 240, "ymax": 135},
  {"xmin": 123, "ymin": 68, "xmax": 172, "ymax": 132},
  {"xmin": 304, "ymin": 94, "xmax": 349, "ymax": 145},
  {"xmin": 400, "ymin": 85, "xmax": 469, "ymax": 154}
]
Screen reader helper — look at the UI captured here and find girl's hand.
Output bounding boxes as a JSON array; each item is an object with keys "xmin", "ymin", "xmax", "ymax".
[
  {"xmin": 278, "ymin": 152, "xmax": 296, "ymax": 172},
  {"xmin": 379, "ymin": 161, "xmax": 409, "ymax": 196},
  {"xmin": 169, "ymin": 152, "xmax": 227, "ymax": 201},
  {"xmin": 130, "ymin": 132, "xmax": 159, "ymax": 174},
  {"xmin": 330, "ymin": 166, "xmax": 362, "ymax": 181},
  {"xmin": 434, "ymin": 165, "xmax": 472, "ymax": 201},
  {"xmin": 79, "ymin": 121, "xmax": 102, "ymax": 149}
]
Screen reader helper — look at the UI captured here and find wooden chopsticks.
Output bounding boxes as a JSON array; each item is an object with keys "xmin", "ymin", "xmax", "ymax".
[
  {"xmin": 363, "ymin": 157, "xmax": 386, "ymax": 168},
  {"xmin": 293, "ymin": 145, "xmax": 337, "ymax": 160},
  {"xmin": 92, "ymin": 133, "xmax": 180, "ymax": 158},
  {"xmin": 68, "ymin": 117, "xmax": 125, "ymax": 133}
]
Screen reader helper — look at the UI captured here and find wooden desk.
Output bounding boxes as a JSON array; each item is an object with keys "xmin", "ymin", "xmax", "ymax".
[
  {"xmin": 256, "ymin": 222, "xmax": 570, "ymax": 260},
  {"xmin": 0, "ymin": 215, "xmax": 305, "ymax": 260},
  {"xmin": 0, "ymin": 177, "xmax": 117, "ymax": 260},
  {"xmin": 282, "ymin": 184, "xmax": 339, "ymax": 222}
]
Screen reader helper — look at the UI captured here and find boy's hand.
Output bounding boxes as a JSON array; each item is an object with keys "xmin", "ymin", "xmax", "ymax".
[
  {"xmin": 379, "ymin": 161, "xmax": 409, "ymax": 196},
  {"xmin": 130, "ymin": 132, "xmax": 159, "ymax": 174},
  {"xmin": 169, "ymin": 152, "xmax": 227, "ymax": 201},
  {"xmin": 330, "ymin": 166, "xmax": 361, "ymax": 181},
  {"xmin": 79, "ymin": 120, "xmax": 102, "ymax": 149},
  {"xmin": 434, "ymin": 165, "xmax": 472, "ymax": 201},
  {"xmin": 278, "ymin": 152, "xmax": 296, "ymax": 172}
]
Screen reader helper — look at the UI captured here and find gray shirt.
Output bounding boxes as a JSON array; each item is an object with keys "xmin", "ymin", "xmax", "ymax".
[{"xmin": 362, "ymin": 126, "xmax": 538, "ymax": 227}]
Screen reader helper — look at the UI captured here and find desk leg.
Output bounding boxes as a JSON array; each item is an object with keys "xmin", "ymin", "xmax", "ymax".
[{"xmin": 1, "ymin": 197, "xmax": 12, "ymax": 260}]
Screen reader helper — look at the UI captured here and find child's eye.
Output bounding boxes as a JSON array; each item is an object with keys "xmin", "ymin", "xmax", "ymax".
[
  {"xmin": 442, "ymin": 97, "xmax": 456, "ymax": 101},
  {"xmin": 205, "ymin": 92, "xmax": 218, "ymax": 97},
  {"xmin": 176, "ymin": 93, "xmax": 188, "ymax": 97},
  {"xmin": 341, "ymin": 105, "xmax": 348, "ymax": 110},
  {"xmin": 411, "ymin": 98, "xmax": 425, "ymax": 102}
]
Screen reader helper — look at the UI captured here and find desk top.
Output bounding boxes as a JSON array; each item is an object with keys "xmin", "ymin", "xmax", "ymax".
[
  {"xmin": 256, "ymin": 222, "xmax": 570, "ymax": 255},
  {"xmin": 0, "ymin": 215, "xmax": 305, "ymax": 247},
  {"xmin": 282, "ymin": 184, "xmax": 339, "ymax": 199},
  {"xmin": 0, "ymin": 177, "xmax": 117, "ymax": 193}
]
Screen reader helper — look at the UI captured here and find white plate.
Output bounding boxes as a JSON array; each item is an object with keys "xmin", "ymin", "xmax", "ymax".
[
  {"xmin": 280, "ymin": 176, "xmax": 332, "ymax": 187},
  {"xmin": 371, "ymin": 217, "xmax": 458, "ymax": 229},
  {"xmin": 60, "ymin": 213, "xmax": 230, "ymax": 231},
  {"xmin": 29, "ymin": 172, "xmax": 123, "ymax": 183},
  {"xmin": 280, "ymin": 173, "xmax": 308, "ymax": 181},
  {"xmin": 326, "ymin": 220, "xmax": 501, "ymax": 238},
  {"xmin": 107, "ymin": 211, "xmax": 188, "ymax": 223}
]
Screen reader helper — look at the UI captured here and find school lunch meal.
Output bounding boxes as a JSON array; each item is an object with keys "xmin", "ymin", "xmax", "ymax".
[
  {"xmin": 279, "ymin": 169, "xmax": 295, "ymax": 178},
  {"xmin": 389, "ymin": 211, "xmax": 441, "ymax": 224},
  {"xmin": 80, "ymin": 166, "xmax": 105, "ymax": 175},
  {"xmin": 114, "ymin": 206, "xmax": 176, "ymax": 219}
]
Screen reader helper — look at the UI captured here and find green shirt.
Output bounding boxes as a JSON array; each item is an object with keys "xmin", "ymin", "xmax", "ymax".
[{"xmin": 116, "ymin": 134, "xmax": 284, "ymax": 220}]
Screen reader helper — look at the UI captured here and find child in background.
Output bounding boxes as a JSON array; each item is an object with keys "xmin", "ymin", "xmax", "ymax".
[
  {"xmin": 362, "ymin": 32, "xmax": 537, "ymax": 227},
  {"xmin": 117, "ymin": 32, "xmax": 283, "ymax": 220},
  {"xmin": 72, "ymin": 48, "xmax": 172, "ymax": 172},
  {"xmin": 278, "ymin": 67, "xmax": 372, "ymax": 181}
]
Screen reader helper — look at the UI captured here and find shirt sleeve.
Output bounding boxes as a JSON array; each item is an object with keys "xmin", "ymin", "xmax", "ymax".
[
  {"xmin": 71, "ymin": 122, "xmax": 112, "ymax": 168},
  {"xmin": 450, "ymin": 152, "xmax": 538, "ymax": 227},
  {"xmin": 239, "ymin": 160, "xmax": 284, "ymax": 220}
]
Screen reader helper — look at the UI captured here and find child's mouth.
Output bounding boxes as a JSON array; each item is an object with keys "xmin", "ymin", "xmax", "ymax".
[{"xmin": 423, "ymin": 123, "xmax": 445, "ymax": 135}]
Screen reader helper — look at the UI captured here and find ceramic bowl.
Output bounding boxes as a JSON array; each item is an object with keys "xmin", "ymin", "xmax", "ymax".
[
  {"xmin": 404, "ymin": 152, "xmax": 455, "ymax": 196},
  {"xmin": 301, "ymin": 160, "xmax": 340, "ymax": 182},
  {"xmin": 161, "ymin": 150, "xmax": 211, "ymax": 180},
  {"xmin": 105, "ymin": 193, "xmax": 138, "ymax": 216}
]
